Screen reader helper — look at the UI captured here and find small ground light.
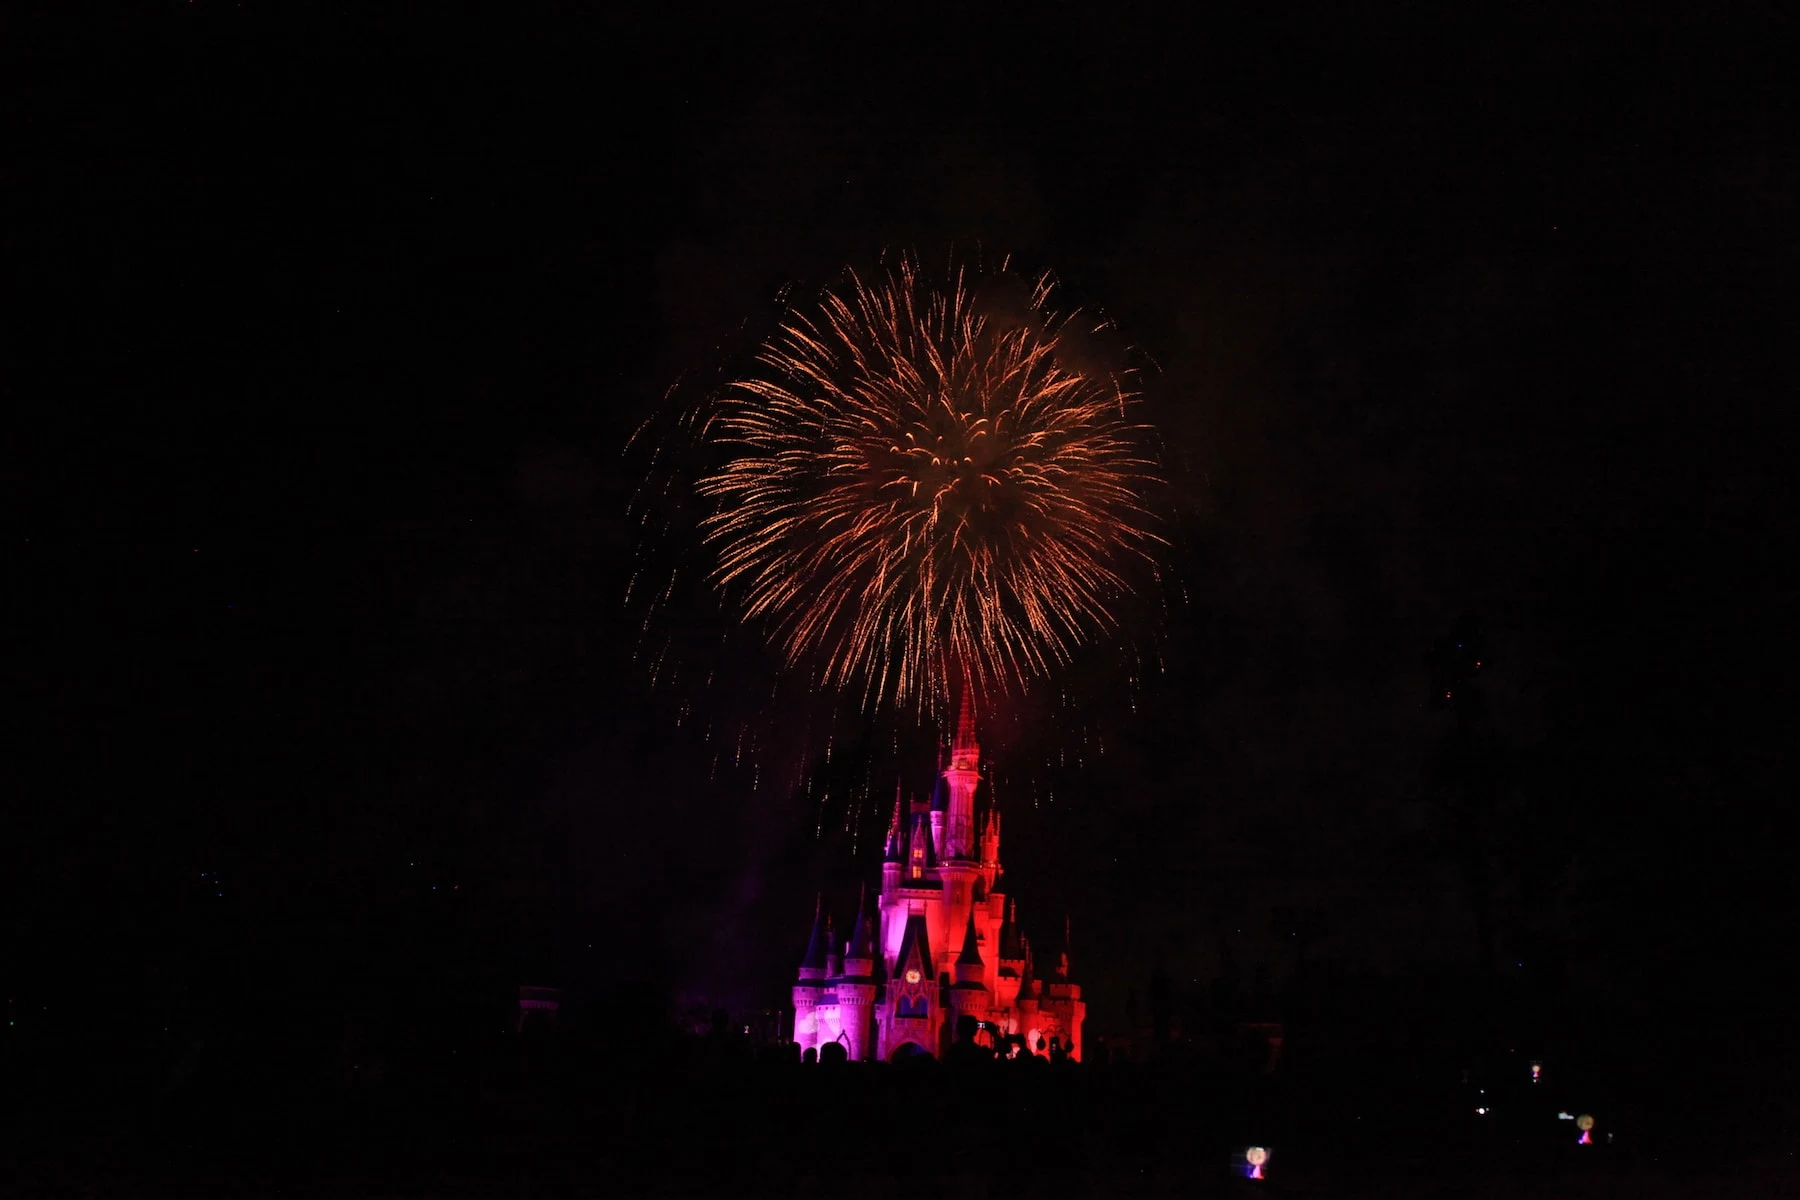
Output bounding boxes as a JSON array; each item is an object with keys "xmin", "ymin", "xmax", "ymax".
[
  {"xmin": 1245, "ymin": 1147, "xmax": 1268, "ymax": 1179},
  {"xmin": 1576, "ymin": 1114, "xmax": 1594, "ymax": 1145}
]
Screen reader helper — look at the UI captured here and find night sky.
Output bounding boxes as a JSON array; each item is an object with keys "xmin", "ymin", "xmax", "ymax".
[{"xmin": 8, "ymin": 6, "xmax": 1795, "ymax": 1085}]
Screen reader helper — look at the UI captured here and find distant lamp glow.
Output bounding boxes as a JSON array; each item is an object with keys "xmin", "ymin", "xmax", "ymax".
[
  {"xmin": 1476, "ymin": 1106, "xmax": 1489, "ymax": 1115},
  {"xmin": 1531, "ymin": 1060, "xmax": 1543, "ymax": 1082},
  {"xmin": 1245, "ymin": 1147, "xmax": 1268, "ymax": 1179},
  {"xmin": 1576, "ymin": 1113, "xmax": 1594, "ymax": 1144}
]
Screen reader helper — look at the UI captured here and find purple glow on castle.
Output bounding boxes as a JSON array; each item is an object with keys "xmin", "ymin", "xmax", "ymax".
[{"xmin": 791, "ymin": 692, "xmax": 1085, "ymax": 1061}]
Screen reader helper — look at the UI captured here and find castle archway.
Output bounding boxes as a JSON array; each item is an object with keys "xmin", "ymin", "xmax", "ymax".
[{"xmin": 889, "ymin": 1041, "xmax": 930, "ymax": 1062}]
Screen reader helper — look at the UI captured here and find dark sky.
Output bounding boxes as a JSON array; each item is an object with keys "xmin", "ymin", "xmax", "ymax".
[{"xmin": 7, "ymin": 7, "xmax": 1795, "ymax": 1060}]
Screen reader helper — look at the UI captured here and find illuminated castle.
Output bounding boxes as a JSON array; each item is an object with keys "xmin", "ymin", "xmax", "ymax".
[{"xmin": 792, "ymin": 694, "xmax": 1084, "ymax": 1061}]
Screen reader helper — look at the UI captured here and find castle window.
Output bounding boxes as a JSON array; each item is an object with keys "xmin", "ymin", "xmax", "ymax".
[{"xmin": 897, "ymin": 995, "xmax": 928, "ymax": 1019}]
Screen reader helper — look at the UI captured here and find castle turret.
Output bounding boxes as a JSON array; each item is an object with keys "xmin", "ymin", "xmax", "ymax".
[
  {"xmin": 1016, "ymin": 936, "xmax": 1042, "ymax": 1050},
  {"xmin": 999, "ymin": 897, "xmax": 1024, "ymax": 958},
  {"xmin": 995, "ymin": 897, "xmax": 1026, "ymax": 1009},
  {"xmin": 952, "ymin": 911, "xmax": 987, "ymax": 986},
  {"xmin": 824, "ymin": 911, "xmax": 841, "ymax": 980},
  {"xmin": 799, "ymin": 895, "xmax": 827, "ymax": 978},
  {"xmin": 845, "ymin": 887, "xmax": 875, "ymax": 975},
  {"xmin": 881, "ymin": 784, "xmax": 905, "ymax": 900},
  {"xmin": 929, "ymin": 775, "xmax": 948, "ymax": 863},
  {"xmin": 979, "ymin": 807, "xmax": 1002, "ymax": 893},
  {"xmin": 905, "ymin": 804, "xmax": 936, "ymax": 884},
  {"xmin": 838, "ymin": 887, "xmax": 878, "ymax": 1061},
  {"xmin": 944, "ymin": 910, "xmax": 991, "ymax": 1055},
  {"xmin": 1039, "ymin": 915, "xmax": 1085, "ymax": 1061},
  {"xmin": 792, "ymin": 895, "xmax": 827, "ymax": 1052}
]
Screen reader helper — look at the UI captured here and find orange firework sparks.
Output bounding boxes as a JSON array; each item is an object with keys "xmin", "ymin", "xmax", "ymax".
[{"xmin": 697, "ymin": 255, "xmax": 1163, "ymax": 710}]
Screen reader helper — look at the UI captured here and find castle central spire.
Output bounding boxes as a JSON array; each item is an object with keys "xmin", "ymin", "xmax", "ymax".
[
  {"xmin": 952, "ymin": 685, "xmax": 979, "ymax": 763},
  {"xmin": 942, "ymin": 686, "xmax": 981, "ymax": 861}
]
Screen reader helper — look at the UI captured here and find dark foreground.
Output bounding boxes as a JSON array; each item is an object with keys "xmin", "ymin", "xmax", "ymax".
[{"xmin": 5, "ymin": 1039, "xmax": 1795, "ymax": 1198}]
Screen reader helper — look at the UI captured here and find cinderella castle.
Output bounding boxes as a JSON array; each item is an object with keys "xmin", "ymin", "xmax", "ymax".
[{"xmin": 791, "ymin": 693, "xmax": 1084, "ymax": 1062}]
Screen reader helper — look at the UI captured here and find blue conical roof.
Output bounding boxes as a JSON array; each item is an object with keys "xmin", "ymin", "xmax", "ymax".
[
  {"xmin": 847, "ymin": 886, "xmax": 874, "ymax": 960},
  {"xmin": 884, "ymin": 784, "xmax": 906, "ymax": 862},
  {"xmin": 906, "ymin": 809, "xmax": 937, "ymax": 873},
  {"xmin": 957, "ymin": 910, "xmax": 983, "ymax": 966},
  {"xmin": 999, "ymin": 897, "xmax": 1024, "ymax": 959},
  {"xmin": 799, "ymin": 895, "xmax": 827, "ymax": 971}
]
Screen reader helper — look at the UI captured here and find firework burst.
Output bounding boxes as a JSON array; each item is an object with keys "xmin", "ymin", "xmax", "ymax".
[{"xmin": 697, "ymin": 255, "xmax": 1164, "ymax": 711}]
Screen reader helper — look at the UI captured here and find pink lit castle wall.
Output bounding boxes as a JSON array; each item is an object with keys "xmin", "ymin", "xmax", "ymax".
[{"xmin": 791, "ymin": 693, "xmax": 1084, "ymax": 1062}]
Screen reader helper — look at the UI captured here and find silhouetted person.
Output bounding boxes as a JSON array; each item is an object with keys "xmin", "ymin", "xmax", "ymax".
[
  {"xmin": 1050, "ymin": 1036, "xmax": 1067, "ymax": 1064},
  {"xmin": 819, "ymin": 1040, "xmax": 848, "ymax": 1065},
  {"xmin": 945, "ymin": 1014, "xmax": 990, "ymax": 1066},
  {"xmin": 802, "ymin": 1046, "xmax": 817, "ymax": 1064}
]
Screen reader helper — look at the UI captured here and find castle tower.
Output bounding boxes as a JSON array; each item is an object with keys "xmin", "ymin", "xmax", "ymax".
[
  {"xmin": 944, "ymin": 910, "xmax": 991, "ymax": 1054},
  {"xmin": 838, "ymin": 887, "xmax": 878, "ymax": 1061},
  {"xmin": 1037, "ymin": 915, "xmax": 1086, "ymax": 1061},
  {"xmin": 952, "ymin": 910, "xmax": 987, "ymax": 987},
  {"xmin": 881, "ymin": 784, "xmax": 904, "ymax": 901},
  {"xmin": 936, "ymin": 688, "xmax": 983, "ymax": 977},
  {"xmin": 905, "ymin": 802, "xmax": 937, "ymax": 885},
  {"xmin": 1016, "ymin": 937, "xmax": 1043, "ymax": 1051},
  {"xmin": 979, "ymin": 808, "xmax": 1002, "ymax": 894},
  {"xmin": 824, "ymin": 911, "xmax": 841, "ymax": 980},
  {"xmin": 995, "ymin": 897, "xmax": 1026, "ymax": 1011},
  {"xmin": 792, "ymin": 895, "xmax": 827, "ymax": 1052},
  {"xmin": 929, "ymin": 775, "xmax": 948, "ymax": 863}
]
